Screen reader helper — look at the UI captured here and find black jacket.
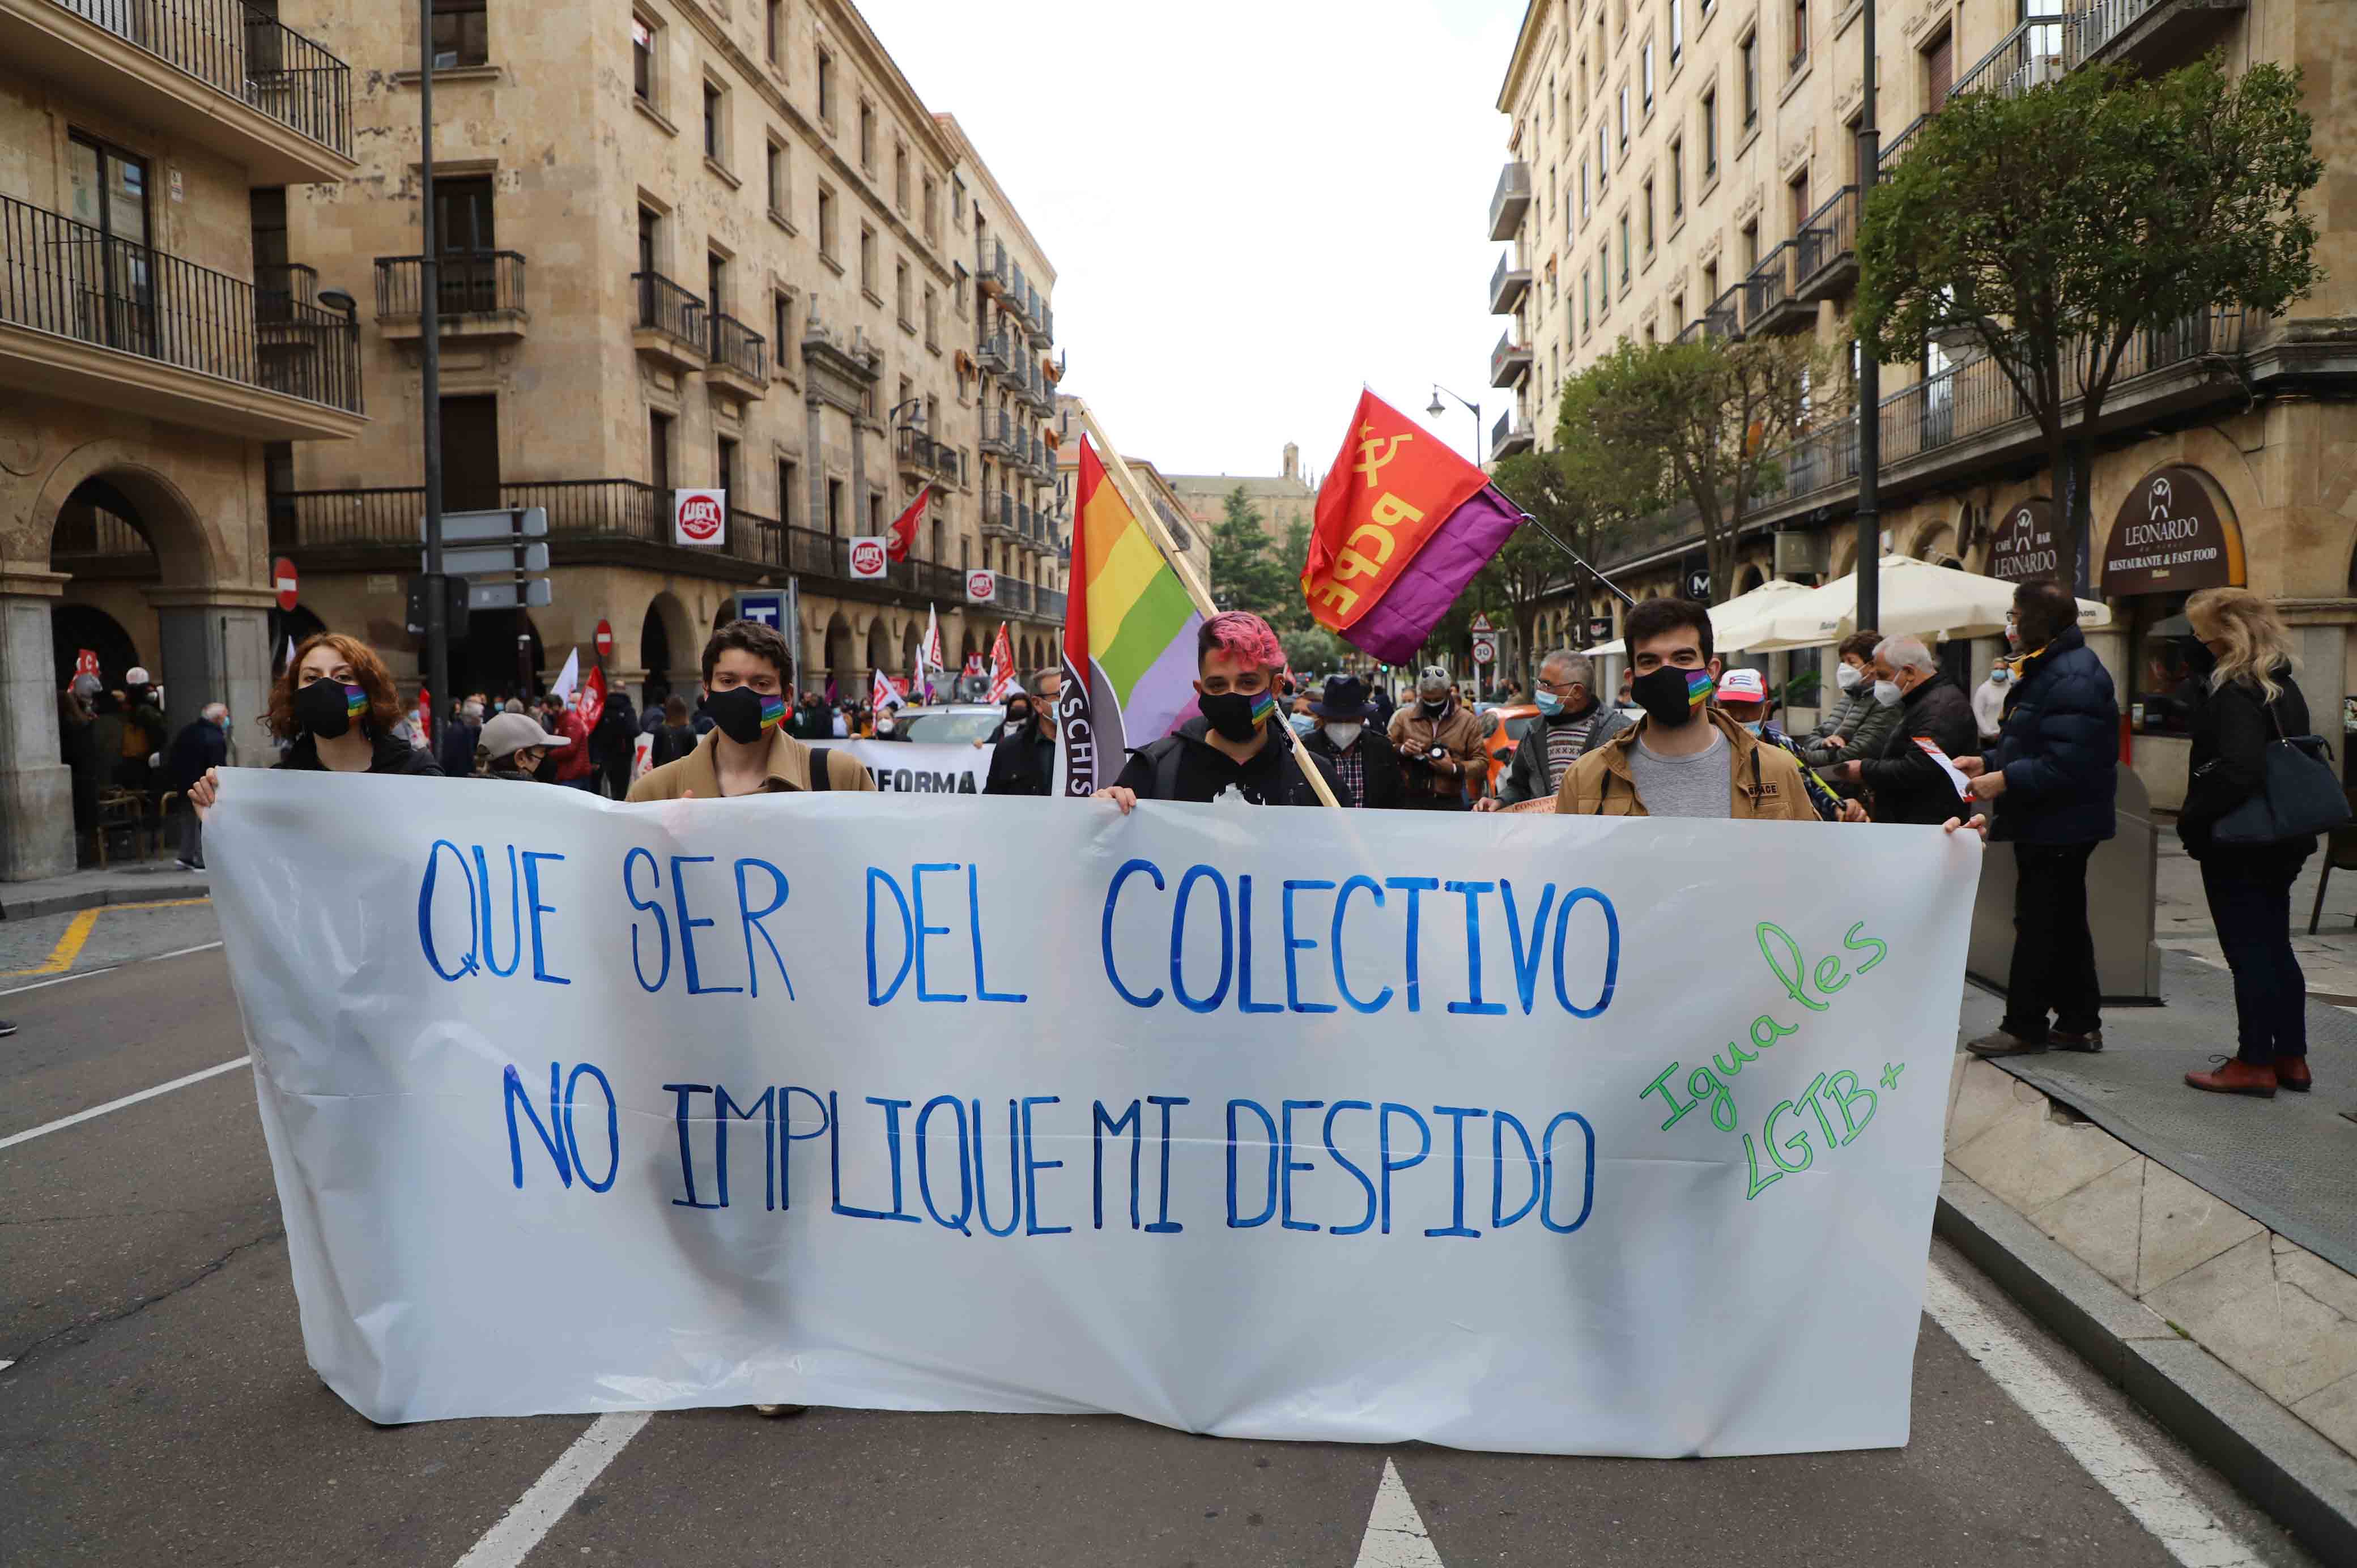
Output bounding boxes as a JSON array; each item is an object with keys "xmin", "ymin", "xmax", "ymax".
[
  {"xmin": 167, "ymin": 718, "xmax": 229, "ymax": 793},
  {"xmin": 651, "ymin": 722, "xmax": 699, "ymax": 768},
  {"xmin": 1115, "ymin": 717, "xmax": 1341, "ymax": 806},
  {"xmin": 1299, "ymin": 723, "xmax": 1406, "ymax": 809},
  {"xmin": 2179, "ymin": 663, "xmax": 2315, "ymax": 862},
  {"xmin": 1982, "ymin": 625, "xmax": 2118, "ymax": 844},
  {"xmin": 984, "ymin": 722, "xmax": 1058, "ymax": 795},
  {"xmin": 1494, "ymin": 700, "xmax": 1631, "ymax": 806},
  {"xmin": 276, "ymin": 730, "xmax": 445, "ymax": 776},
  {"xmin": 438, "ymin": 717, "xmax": 482, "ymax": 778},
  {"xmin": 1857, "ymin": 672, "xmax": 1980, "ymax": 826}
]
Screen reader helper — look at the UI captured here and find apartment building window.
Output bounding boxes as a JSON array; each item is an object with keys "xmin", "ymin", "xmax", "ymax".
[
  {"xmin": 765, "ymin": 138, "xmax": 787, "ymax": 217},
  {"xmin": 1790, "ymin": 0, "xmax": 1808, "ymax": 69},
  {"xmin": 1668, "ymin": 136, "xmax": 1684, "ymax": 215},
  {"xmin": 1618, "ymin": 214, "xmax": 1630, "ymax": 287},
  {"xmin": 859, "ymin": 226, "xmax": 877, "ymax": 299},
  {"xmin": 1924, "ymin": 28, "xmax": 1955, "ymax": 106},
  {"xmin": 816, "ymin": 186, "xmax": 837, "ymax": 261},
  {"xmin": 826, "ymin": 478, "xmax": 843, "ymax": 535},
  {"xmin": 1577, "ymin": 52, "xmax": 1588, "ymax": 117},
  {"xmin": 922, "ymin": 175, "xmax": 938, "ymax": 243},
  {"xmin": 431, "ymin": 0, "xmax": 488, "ymax": 69},
  {"xmin": 954, "ymin": 262, "xmax": 968, "ymax": 317},
  {"xmin": 1598, "ymin": 242, "xmax": 1610, "ymax": 313},
  {"xmin": 1741, "ymin": 220, "xmax": 1759, "ymax": 271},
  {"xmin": 649, "ymin": 411, "xmax": 673, "ymax": 495},
  {"xmin": 923, "ymin": 286, "xmax": 938, "ymax": 350},
  {"xmin": 1642, "ymin": 178, "xmax": 1655, "ymax": 253},
  {"xmin": 1546, "ymin": 167, "xmax": 1556, "ymax": 225},
  {"xmin": 1545, "ymin": 73, "xmax": 1555, "ymax": 128},
  {"xmin": 1789, "ymin": 170, "xmax": 1810, "ymax": 230},
  {"xmin": 1702, "ymin": 88, "xmax": 1718, "ymax": 176},
  {"xmin": 2023, "ymin": 0, "xmax": 2064, "ymax": 57},
  {"xmin": 816, "ymin": 49, "xmax": 836, "ymax": 126},
  {"xmin": 1581, "ymin": 269, "xmax": 1592, "ymax": 333},
  {"xmin": 1580, "ymin": 157, "xmax": 1590, "ymax": 219},
  {"xmin": 1703, "ymin": 262, "xmax": 1719, "ymax": 301},
  {"xmin": 765, "ymin": 0, "xmax": 783, "ymax": 66},
  {"xmin": 1641, "ymin": 38, "xmax": 1654, "ymax": 111},
  {"xmin": 952, "ymin": 176, "xmax": 967, "ymax": 228},
  {"xmin": 858, "ymin": 103, "xmax": 876, "ymax": 173},
  {"xmin": 1617, "ymin": 84, "xmax": 1628, "ymax": 151},
  {"xmin": 637, "ymin": 204, "xmax": 661, "ymax": 275},
  {"xmin": 1597, "ymin": 121, "xmax": 1609, "ymax": 187},
  {"xmin": 702, "ymin": 80, "xmax": 725, "ymax": 162},
  {"xmin": 1670, "ymin": 292, "xmax": 1684, "ymax": 329},
  {"xmin": 772, "ymin": 289, "xmax": 793, "ymax": 360},
  {"xmin": 716, "ymin": 436, "xmax": 738, "ymax": 501},
  {"xmin": 631, "ymin": 15, "xmax": 656, "ymax": 105},
  {"xmin": 1741, "ymin": 33, "xmax": 1759, "ymax": 128},
  {"xmin": 707, "ymin": 252, "xmax": 727, "ymax": 318},
  {"xmin": 895, "ymin": 258, "xmax": 912, "ymax": 329},
  {"xmin": 894, "ymin": 143, "xmax": 909, "ymax": 211},
  {"xmin": 777, "ymin": 458, "xmax": 798, "ymax": 527},
  {"xmin": 1670, "ymin": 0, "xmax": 1683, "ymax": 64}
]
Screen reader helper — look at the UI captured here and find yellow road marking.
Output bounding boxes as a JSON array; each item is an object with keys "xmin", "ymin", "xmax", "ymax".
[{"xmin": 2, "ymin": 897, "xmax": 212, "ymax": 977}]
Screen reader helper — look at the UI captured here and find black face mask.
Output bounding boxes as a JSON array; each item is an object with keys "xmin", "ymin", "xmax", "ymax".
[
  {"xmin": 534, "ymin": 753, "xmax": 560, "ymax": 783},
  {"xmin": 705, "ymin": 685, "xmax": 774, "ymax": 745},
  {"xmin": 1198, "ymin": 689, "xmax": 1269, "ymax": 743},
  {"xmin": 2178, "ymin": 637, "xmax": 2218, "ymax": 678},
  {"xmin": 1419, "ymin": 694, "xmax": 1448, "ymax": 716},
  {"xmin": 1005, "ymin": 706, "xmax": 1032, "ymax": 732},
  {"xmin": 293, "ymin": 678, "xmax": 360, "ymax": 739},
  {"xmin": 1630, "ymin": 664, "xmax": 1708, "ymax": 728}
]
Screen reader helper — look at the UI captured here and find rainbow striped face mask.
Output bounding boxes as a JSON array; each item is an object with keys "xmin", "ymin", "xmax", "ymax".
[
  {"xmin": 1200, "ymin": 686, "xmax": 1279, "ymax": 743},
  {"xmin": 1630, "ymin": 663, "xmax": 1716, "ymax": 728}
]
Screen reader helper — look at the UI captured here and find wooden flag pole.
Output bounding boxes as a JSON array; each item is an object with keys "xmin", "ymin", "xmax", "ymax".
[{"xmin": 1076, "ymin": 414, "xmax": 1343, "ymax": 810}]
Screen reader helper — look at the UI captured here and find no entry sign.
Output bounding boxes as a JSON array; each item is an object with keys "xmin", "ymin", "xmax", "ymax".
[
  {"xmin": 274, "ymin": 557, "xmax": 299, "ymax": 613},
  {"xmin": 595, "ymin": 620, "xmax": 614, "ymax": 659}
]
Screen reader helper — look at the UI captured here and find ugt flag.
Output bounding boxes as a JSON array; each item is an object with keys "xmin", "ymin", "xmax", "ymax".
[
  {"xmin": 1058, "ymin": 438, "xmax": 1203, "ymax": 795},
  {"xmin": 1303, "ymin": 391, "xmax": 1524, "ymax": 664}
]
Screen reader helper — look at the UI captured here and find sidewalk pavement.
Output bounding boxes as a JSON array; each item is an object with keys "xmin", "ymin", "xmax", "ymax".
[
  {"xmin": 1942, "ymin": 828, "xmax": 2357, "ymax": 1560},
  {"xmin": 1, "ymin": 859, "xmax": 209, "ymax": 921}
]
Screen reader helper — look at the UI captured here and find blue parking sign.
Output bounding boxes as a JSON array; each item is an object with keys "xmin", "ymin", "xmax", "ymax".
[{"xmin": 736, "ymin": 591, "xmax": 784, "ymax": 629}]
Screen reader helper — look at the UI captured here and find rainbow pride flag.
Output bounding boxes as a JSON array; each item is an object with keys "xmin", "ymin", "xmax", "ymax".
[{"xmin": 1059, "ymin": 438, "xmax": 1203, "ymax": 794}]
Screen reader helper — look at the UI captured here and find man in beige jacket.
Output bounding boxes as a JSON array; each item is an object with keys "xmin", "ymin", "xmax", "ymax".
[
  {"xmin": 1387, "ymin": 664, "xmax": 1488, "ymax": 810},
  {"xmin": 628, "ymin": 620, "xmax": 873, "ymax": 802}
]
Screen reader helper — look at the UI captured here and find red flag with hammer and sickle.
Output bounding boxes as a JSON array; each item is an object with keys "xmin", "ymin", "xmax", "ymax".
[{"xmin": 1301, "ymin": 391, "xmax": 1492, "ymax": 638}]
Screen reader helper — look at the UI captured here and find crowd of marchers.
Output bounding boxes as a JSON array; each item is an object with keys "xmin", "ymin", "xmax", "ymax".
[{"xmin": 177, "ymin": 579, "xmax": 2322, "ymax": 1107}]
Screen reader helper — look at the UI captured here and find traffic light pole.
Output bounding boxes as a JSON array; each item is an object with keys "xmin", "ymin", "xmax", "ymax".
[
  {"xmin": 1853, "ymin": 0, "xmax": 1881, "ymax": 633},
  {"xmin": 419, "ymin": 0, "xmax": 451, "ymax": 718}
]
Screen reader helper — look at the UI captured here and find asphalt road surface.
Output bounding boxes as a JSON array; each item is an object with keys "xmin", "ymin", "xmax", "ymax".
[{"xmin": 0, "ymin": 901, "xmax": 2324, "ymax": 1567}]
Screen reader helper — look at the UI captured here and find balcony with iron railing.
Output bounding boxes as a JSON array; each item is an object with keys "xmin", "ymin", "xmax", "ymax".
[
  {"xmin": 1489, "ymin": 160, "xmax": 1533, "ymax": 241},
  {"xmin": 2067, "ymin": 0, "xmax": 2244, "ymax": 71},
  {"xmin": 929, "ymin": 439, "xmax": 964, "ymax": 487},
  {"xmin": 982, "ymin": 487, "xmax": 1017, "ymax": 539},
  {"xmin": 1490, "ymin": 250, "xmax": 1531, "ymax": 315},
  {"xmin": 10, "ymin": 0, "xmax": 355, "ymax": 183},
  {"xmin": 374, "ymin": 251, "xmax": 527, "ymax": 343},
  {"xmin": 1792, "ymin": 185, "xmax": 1858, "ymax": 304},
  {"xmin": 1742, "ymin": 241, "xmax": 1811, "ymax": 336},
  {"xmin": 978, "ymin": 330, "xmax": 1015, "ymax": 379},
  {"xmin": 895, "ymin": 423, "xmax": 935, "ymax": 478},
  {"xmin": 1702, "ymin": 285, "xmax": 1743, "ymax": 342},
  {"xmin": 1949, "ymin": 17, "xmax": 2070, "ymax": 103},
  {"xmin": 706, "ymin": 312, "xmax": 767, "ymax": 399},
  {"xmin": 630, "ymin": 270, "xmax": 705, "ymax": 373},
  {"xmin": 0, "ymin": 189, "xmax": 362, "ymax": 441},
  {"xmin": 1598, "ymin": 305, "xmax": 2258, "ymax": 575},
  {"xmin": 1879, "ymin": 114, "xmax": 1927, "ymax": 171},
  {"xmin": 1490, "ymin": 407, "xmax": 1534, "ymax": 459},
  {"xmin": 1490, "ymin": 330, "xmax": 1531, "ymax": 388},
  {"xmin": 977, "ymin": 237, "xmax": 1010, "ymax": 299},
  {"xmin": 980, "ymin": 408, "xmax": 1019, "ymax": 461}
]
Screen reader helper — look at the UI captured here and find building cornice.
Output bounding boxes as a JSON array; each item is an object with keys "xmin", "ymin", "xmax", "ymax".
[
  {"xmin": 934, "ymin": 113, "xmax": 1056, "ymax": 285},
  {"xmin": 1495, "ymin": 0, "xmax": 1550, "ymax": 115}
]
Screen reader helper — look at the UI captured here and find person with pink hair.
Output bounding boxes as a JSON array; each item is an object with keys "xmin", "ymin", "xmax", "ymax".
[{"xmin": 1094, "ymin": 611, "xmax": 1340, "ymax": 811}]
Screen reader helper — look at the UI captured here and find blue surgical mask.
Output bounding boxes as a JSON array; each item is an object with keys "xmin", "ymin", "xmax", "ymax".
[
  {"xmin": 1741, "ymin": 719, "xmax": 1764, "ymax": 737},
  {"xmin": 1534, "ymin": 689, "xmax": 1564, "ymax": 717},
  {"xmin": 1288, "ymin": 712, "xmax": 1316, "ymax": 736}
]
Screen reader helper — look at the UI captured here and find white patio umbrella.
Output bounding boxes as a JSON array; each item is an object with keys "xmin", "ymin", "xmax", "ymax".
[
  {"xmin": 1746, "ymin": 555, "xmax": 2110, "ymax": 653},
  {"xmin": 1579, "ymin": 576, "xmax": 1818, "ymax": 658}
]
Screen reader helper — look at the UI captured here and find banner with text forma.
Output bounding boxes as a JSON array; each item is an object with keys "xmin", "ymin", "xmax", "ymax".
[{"xmin": 209, "ymin": 773, "xmax": 1979, "ymax": 1450}]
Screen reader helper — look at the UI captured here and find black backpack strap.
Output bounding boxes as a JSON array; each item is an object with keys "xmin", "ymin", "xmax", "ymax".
[{"xmin": 808, "ymin": 747, "xmax": 835, "ymax": 791}]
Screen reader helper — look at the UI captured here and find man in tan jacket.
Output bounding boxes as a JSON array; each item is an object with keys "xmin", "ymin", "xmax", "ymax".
[
  {"xmin": 1554, "ymin": 598, "xmax": 1819, "ymax": 821},
  {"xmin": 628, "ymin": 620, "xmax": 874, "ymax": 802},
  {"xmin": 1387, "ymin": 664, "xmax": 1488, "ymax": 809}
]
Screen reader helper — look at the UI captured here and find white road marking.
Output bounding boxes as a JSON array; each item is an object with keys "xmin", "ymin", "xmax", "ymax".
[
  {"xmin": 1353, "ymin": 1456, "xmax": 1446, "ymax": 1567},
  {"xmin": 0, "ymin": 1056, "xmax": 250, "ymax": 1152},
  {"xmin": 0, "ymin": 1359, "xmax": 14, "ymax": 1372},
  {"xmin": 0, "ymin": 966, "xmax": 118, "ymax": 999},
  {"xmin": 150, "ymin": 941, "xmax": 223, "ymax": 960},
  {"xmin": 453, "ymin": 1412, "xmax": 651, "ymax": 1568},
  {"xmin": 1924, "ymin": 1258, "xmax": 2264, "ymax": 1568}
]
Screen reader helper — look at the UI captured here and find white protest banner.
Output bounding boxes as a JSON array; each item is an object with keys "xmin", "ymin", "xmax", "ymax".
[
  {"xmin": 209, "ymin": 776, "xmax": 1977, "ymax": 1451},
  {"xmin": 813, "ymin": 740, "xmax": 989, "ymax": 794}
]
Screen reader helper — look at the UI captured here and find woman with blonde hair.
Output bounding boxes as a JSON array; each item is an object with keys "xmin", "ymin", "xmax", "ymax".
[{"xmin": 2178, "ymin": 587, "xmax": 2315, "ymax": 1097}]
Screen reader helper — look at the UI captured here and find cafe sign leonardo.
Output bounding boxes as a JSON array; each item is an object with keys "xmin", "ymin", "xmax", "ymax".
[
  {"xmin": 1986, "ymin": 498, "xmax": 2060, "ymax": 583},
  {"xmin": 2101, "ymin": 467, "xmax": 2245, "ymax": 597}
]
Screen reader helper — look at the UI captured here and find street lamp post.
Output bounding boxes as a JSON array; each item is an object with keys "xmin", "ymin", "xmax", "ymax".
[
  {"xmin": 418, "ymin": 0, "xmax": 451, "ymax": 715},
  {"xmin": 1854, "ymin": 0, "xmax": 1882, "ymax": 632},
  {"xmin": 1428, "ymin": 385, "xmax": 1483, "ymax": 466}
]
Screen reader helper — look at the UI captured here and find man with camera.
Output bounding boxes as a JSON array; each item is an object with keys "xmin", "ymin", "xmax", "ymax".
[{"xmin": 1386, "ymin": 664, "xmax": 1488, "ymax": 811}]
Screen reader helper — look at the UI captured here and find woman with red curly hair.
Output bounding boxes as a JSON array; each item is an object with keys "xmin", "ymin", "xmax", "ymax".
[{"xmin": 186, "ymin": 633, "xmax": 441, "ymax": 819}]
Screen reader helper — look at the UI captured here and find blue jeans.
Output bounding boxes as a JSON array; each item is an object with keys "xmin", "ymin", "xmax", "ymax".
[{"xmin": 2200, "ymin": 847, "xmax": 2309, "ymax": 1065}]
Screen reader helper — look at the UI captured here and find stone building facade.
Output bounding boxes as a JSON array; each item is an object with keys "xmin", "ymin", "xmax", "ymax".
[
  {"xmin": 265, "ymin": 0, "xmax": 1064, "ymax": 708},
  {"xmin": 1166, "ymin": 445, "xmax": 1317, "ymax": 550},
  {"xmin": 1491, "ymin": 0, "xmax": 2357, "ymax": 807},
  {"xmin": 0, "ymin": 0, "xmax": 365, "ymax": 876},
  {"xmin": 1052, "ymin": 391, "xmax": 1214, "ymax": 608}
]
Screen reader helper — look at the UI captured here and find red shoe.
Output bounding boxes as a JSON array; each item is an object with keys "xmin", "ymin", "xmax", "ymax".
[
  {"xmin": 2277, "ymin": 1059, "xmax": 2313, "ymax": 1093},
  {"xmin": 2185, "ymin": 1057, "xmax": 2278, "ymax": 1098}
]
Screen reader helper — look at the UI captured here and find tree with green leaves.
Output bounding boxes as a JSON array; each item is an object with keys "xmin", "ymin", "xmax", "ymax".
[
  {"xmin": 1856, "ymin": 56, "xmax": 2320, "ymax": 585},
  {"xmin": 1206, "ymin": 487, "xmax": 1289, "ymax": 619},
  {"xmin": 1568, "ymin": 335, "xmax": 1823, "ymax": 603},
  {"xmin": 1486, "ymin": 447, "xmax": 1644, "ymax": 674}
]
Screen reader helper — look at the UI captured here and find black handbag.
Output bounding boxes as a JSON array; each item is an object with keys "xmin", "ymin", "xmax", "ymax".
[{"xmin": 2209, "ymin": 695, "xmax": 2351, "ymax": 845}]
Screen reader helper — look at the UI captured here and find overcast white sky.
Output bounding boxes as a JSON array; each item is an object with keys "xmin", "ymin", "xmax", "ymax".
[{"xmin": 859, "ymin": 0, "xmax": 1524, "ymax": 482}]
